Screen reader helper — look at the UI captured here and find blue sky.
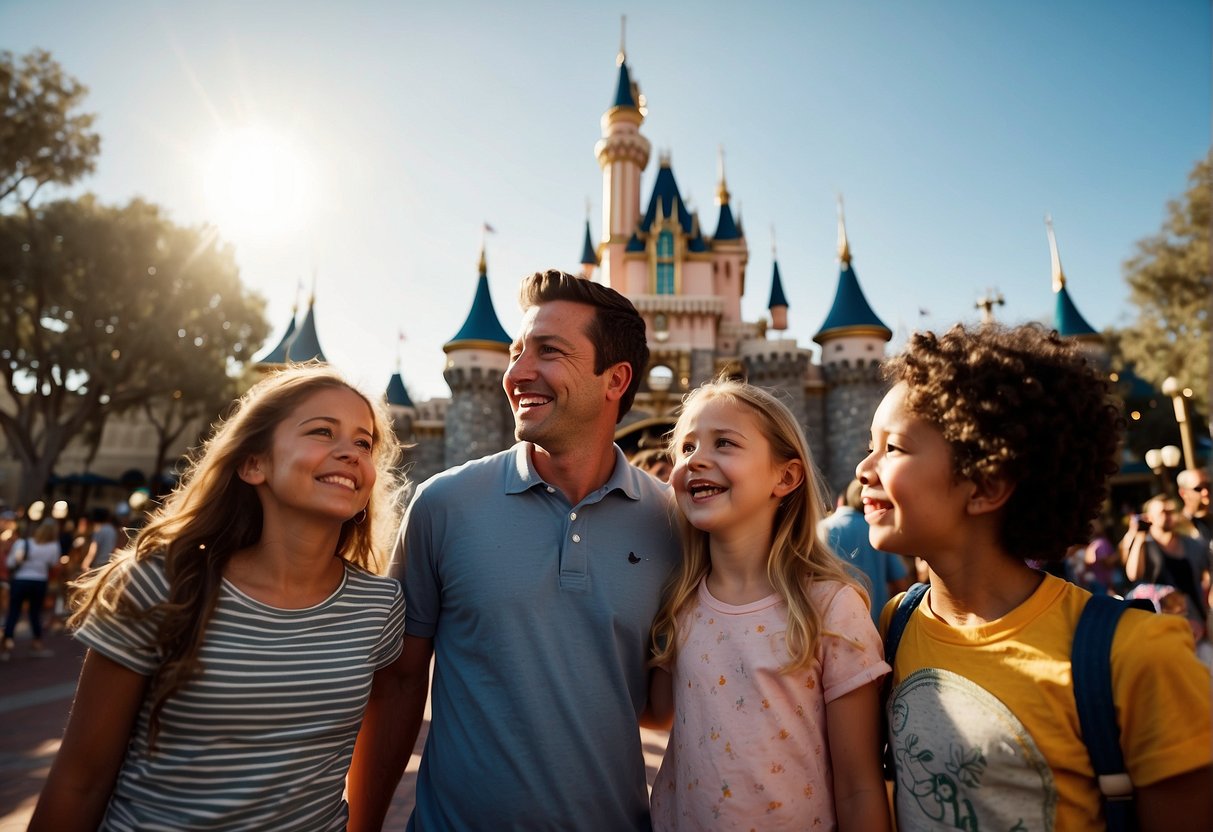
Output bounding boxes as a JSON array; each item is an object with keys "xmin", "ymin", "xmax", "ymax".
[{"xmin": 3, "ymin": 1, "xmax": 1209, "ymax": 400}]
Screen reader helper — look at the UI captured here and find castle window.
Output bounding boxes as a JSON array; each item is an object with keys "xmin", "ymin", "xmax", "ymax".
[{"xmin": 656, "ymin": 230, "xmax": 674, "ymax": 294}]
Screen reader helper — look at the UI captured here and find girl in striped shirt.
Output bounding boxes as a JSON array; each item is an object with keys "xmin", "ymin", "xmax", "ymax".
[{"xmin": 31, "ymin": 366, "xmax": 408, "ymax": 831}]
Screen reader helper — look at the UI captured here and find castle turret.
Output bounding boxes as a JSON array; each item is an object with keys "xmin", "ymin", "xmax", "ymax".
[
  {"xmin": 710, "ymin": 147, "xmax": 747, "ymax": 331},
  {"xmin": 286, "ymin": 290, "xmax": 327, "ymax": 363},
  {"xmin": 580, "ymin": 216, "xmax": 598, "ymax": 279},
  {"xmin": 594, "ymin": 38, "xmax": 651, "ymax": 291},
  {"xmin": 767, "ymin": 233, "xmax": 789, "ymax": 332},
  {"xmin": 814, "ymin": 200, "xmax": 891, "ymax": 362},
  {"xmin": 1046, "ymin": 215, "xmax": 1105, "ymax": 364},
  {"xmin": 442, "ymin": 246, "xmax": 514, "ymax": 467},
  {"xmin": 257, "ymin": 307, "xmax": 297, "ymax": 369},
  {"xmin": 812, "ymin": 199, "xmax": 891, "ymax": 496}
]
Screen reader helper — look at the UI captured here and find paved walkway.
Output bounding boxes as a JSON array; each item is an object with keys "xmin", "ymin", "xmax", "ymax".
[{"xmin": 0, "ymin": 630, "xmax": 669, "ymax": 830}]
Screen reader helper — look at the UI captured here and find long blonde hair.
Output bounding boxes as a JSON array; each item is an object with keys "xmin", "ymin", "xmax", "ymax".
[
  {"xmin": 650, "ymin": 379, "xmax": 862, "ymax": 673},
  {"xmin": 70, "ymin": 365, "xmax": 406, "ymax": 739}
]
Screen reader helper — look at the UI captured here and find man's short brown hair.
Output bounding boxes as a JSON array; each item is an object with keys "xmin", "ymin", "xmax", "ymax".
[{"xmin": 518, "ymin": 270, "xmax": 649, "ymax": 422}]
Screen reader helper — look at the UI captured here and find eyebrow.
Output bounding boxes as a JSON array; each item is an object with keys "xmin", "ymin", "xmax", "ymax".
[
  {"xmin": 512, "ymin": 333, "xmax": 577, "ymax": 351},
  {"xmin": 298, "ymin": 415, "xmax": 374, "ymax": 438}
]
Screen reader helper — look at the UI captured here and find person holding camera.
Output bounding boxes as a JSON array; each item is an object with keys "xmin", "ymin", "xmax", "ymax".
[{"xmin": 1122, "ymin": 495, "xmax": 1210, "ymax": 618}]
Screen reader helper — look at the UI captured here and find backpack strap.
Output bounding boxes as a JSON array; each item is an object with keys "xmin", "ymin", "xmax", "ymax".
[
  {"xmin": 1072, "ymin": 593, "xmax": 1145, "ymax": 832},
  {"xmin": 882, "ymin": 582, "xmax": 929, "ymax": 779},
  {"xmin": 885, "ymin": 581, "xmax": 930, "ymax": 666}
]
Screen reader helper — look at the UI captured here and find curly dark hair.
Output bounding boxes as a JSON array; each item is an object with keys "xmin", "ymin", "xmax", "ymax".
[
  {"xmin": 519, "ymin": 269, "xmax": 649, "ymax": 421},
  {"xmin": 883, "ymin": 323, "xmax": 1123, "ymax": 562}
]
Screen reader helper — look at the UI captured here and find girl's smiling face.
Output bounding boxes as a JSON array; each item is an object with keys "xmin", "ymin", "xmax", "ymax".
[
  {"xmin": 855, "ymin": 382, "xmax": 975, "ymax": 559},
  {"xmin": 242, "ymin": 386, "xmax": 377, "ymax": 523},
  {"xmin": 671, "ymin": 396, "xmax": 795, "ymax": 545}
]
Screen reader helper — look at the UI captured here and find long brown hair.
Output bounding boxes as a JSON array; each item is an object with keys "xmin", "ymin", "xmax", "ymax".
[
  {"xmin": 70, "ymin": 365, "xmax": 405, "ymax": 740},
  {"xmin": 650, "ymin": 379, "xmax": 862, "ymax": 673}
]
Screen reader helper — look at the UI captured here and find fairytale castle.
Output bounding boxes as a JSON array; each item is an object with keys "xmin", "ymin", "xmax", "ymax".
[{"xmin": 258, "ymin": 47, "xmax": 1104, "ymax": 498}]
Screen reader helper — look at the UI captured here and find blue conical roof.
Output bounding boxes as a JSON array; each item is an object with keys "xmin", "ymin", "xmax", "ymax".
[
  {"xmin": 286, "ymin": 302, "xmax": 327, "ymax": 363},
  {"xmin": 813, "ymin": 262, "xmax": 891, "ymax": 343},
  {"xmin": 258, "ymin": 314, "xmax": 297, "ymax": 364},
  {"xmin": 1054, "ymin": 285, "xmax": 1099, "ymax": 338},
  {"xmin": 385, "ymin": 372, "xmax": 414, "ymax": 408},
  {"xmin": 639, "ymin": 160, "xmax": 693, "ymax": 235},
  {"xmin": 768, "ymin": 261, "xmax": 789, "ymax": 309},
  {"xmin": 446, "ymin": 262, "xmax": 511, "ymax": 350},
  {"xmin": 580, "ymin": 220, "xmax": 598, "ymax": 266},
  {"xmin": 713, "ymin": 202, "xmax": 741, "ymax": 242},
  {"xmin": 612, "ymin": 59, "xmax": 637, "ymax": 108}
]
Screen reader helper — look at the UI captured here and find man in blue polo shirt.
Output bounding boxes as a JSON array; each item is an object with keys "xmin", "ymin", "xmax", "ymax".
[{"xmin": 349, "ymin": 270, "xmax": 681, "ymax": 831}]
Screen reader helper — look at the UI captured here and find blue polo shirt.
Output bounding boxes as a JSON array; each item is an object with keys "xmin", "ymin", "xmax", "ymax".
[{"xmin": 397, "ymin": 442, "xmax": 681, "ymax": 831}]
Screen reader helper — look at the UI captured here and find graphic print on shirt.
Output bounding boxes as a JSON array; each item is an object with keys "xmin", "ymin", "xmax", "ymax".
[{"xmin": 889, "ymin": 668, "xmax": 1057, "ymax": 831}]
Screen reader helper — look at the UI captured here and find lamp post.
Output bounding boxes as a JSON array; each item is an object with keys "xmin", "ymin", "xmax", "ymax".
[
  {"xmin": 647, "ymin": 365, "xmax": 674, "ymax": 415},
  {"xmin": 1145, "ymin": 444, "xmax": 1183, "ymax": 496},
  {"xmin": 1161, "ymin": 376, "xmax": 1197, "ymax": 471}
]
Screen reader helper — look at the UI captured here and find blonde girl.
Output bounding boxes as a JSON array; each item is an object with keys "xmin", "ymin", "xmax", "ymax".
[
  {"xmin": 649, "ymin": 379, "xmax": 891, "ymax": 831},
  {"xmin": 31, "ymin": 366, "xmax": 407, "ymax": 832}
]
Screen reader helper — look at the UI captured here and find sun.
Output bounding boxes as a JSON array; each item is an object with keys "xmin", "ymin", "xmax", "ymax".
[{"xmin": 202, "ymin": 125, "xmax": 313, "ymax": 237}]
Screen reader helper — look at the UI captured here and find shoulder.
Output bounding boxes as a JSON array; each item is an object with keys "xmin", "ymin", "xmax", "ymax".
[
  {"xmin": 343, "ymin": 564, "xmax": 403, "ymax": 598},
  {"xmin": 412, "ymin": 446, "xmax": 516, "ymax": 504},
  {"xmin": 810, "ymin": 578, "xmax": 869, "ymax": 618}
]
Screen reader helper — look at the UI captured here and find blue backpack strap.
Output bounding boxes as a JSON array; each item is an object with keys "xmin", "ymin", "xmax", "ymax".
[
  {"xmin": 882, "ymin": 582, "xmax": 929, "ymax": 779},
  {"xmin": 1072, "ymin": 594, "xmax": 1140, "ymax": 832},
  {"xmin": 885, "ymin": 581, "xmax": 930, "ymax": 666}
]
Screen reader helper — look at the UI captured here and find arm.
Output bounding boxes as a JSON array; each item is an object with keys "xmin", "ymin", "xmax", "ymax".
[
  {"xmin": 1136, "ymin": 766, "xmax": 1213, "ymax": 832},
  {"xmin": 346, "ymin": 634, "xmax": 434, "ymax": 832},
  {"xmin": 825, "ymin": 679, "xmax": 892, "ymax": 832},
  {"xmin": 1122, "ymin": 530, "xmax": 1149, "ymax": 583},
  {"xmin": 28, "ymin": 650, "xmax": 148, "ymax": 832},
  {"xmin": 640, "ymin": 666, "xmax": 673, "ymax": 730}
]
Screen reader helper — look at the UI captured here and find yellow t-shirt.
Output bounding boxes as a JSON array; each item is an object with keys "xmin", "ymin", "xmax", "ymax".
[{"xmin": 879, "ymin": 574, "xmax": 1212, "ymax": 831}]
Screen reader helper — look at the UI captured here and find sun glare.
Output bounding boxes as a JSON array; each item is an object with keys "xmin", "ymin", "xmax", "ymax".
[{"xmin": 202, "ymin": 125, "xmax": 313, "ymax": 237}]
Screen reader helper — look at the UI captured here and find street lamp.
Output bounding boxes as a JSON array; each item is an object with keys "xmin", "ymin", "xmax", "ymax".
[
  {"xmin": 647, "ymin": 365, "xmax": 674, "ymax": 415},
  {"xmin": 1145, "ymin": 444, "xmax": 1183, "ymax": 495},
  {"xmin": 1161, "ymin": 376, "xmax": 1197, "ymax": 471}
]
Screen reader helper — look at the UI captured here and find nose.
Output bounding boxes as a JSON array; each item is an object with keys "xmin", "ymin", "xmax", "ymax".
[
  {"xmin": 504, "ymin": 349, "xmax": 534, "ymax": 390},
  {"xmin": 855, "ymin": 451, "xmax": 876, "ymax": 485}
]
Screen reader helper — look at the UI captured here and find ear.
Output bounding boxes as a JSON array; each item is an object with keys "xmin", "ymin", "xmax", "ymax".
[
  {"xmin": 603, "ymin": 361, "xmax": 633, "ymax": 405},
  {"xmin": 965, "ymin": 473, "xmax": 1015, "ymax": 516},
  {"xmin": 237, "ymin": 454, "xmax": 267, "ymax": 486},
  {"xmin": 772, "ymin": 459, "xmax": 805, "ymax": 499}
]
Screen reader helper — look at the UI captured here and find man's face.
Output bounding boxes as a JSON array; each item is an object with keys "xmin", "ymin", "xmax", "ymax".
[
  {"xmin": 1179, "ymin": 474, "xmax": 1210, "ymax": 517},
  {"xmin": 503, "ymin": 300, "xmax": 613, "ymax": 453},
  {"xmin": 1146, "ymin": 499, "xmax": 1176, "ymax": 532}
]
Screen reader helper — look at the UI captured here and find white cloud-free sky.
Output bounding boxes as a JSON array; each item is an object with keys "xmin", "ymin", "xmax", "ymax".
[{"xmin": 3, "ymin": 0, "xmax": 1209, "ymax": 400}]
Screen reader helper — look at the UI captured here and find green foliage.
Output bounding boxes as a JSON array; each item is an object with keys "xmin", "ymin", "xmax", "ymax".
[
  {"xmin": 1, "ymin": 49, "xmax": 101, "ymax": 209},
  {"xmin": 0, "ymin": 196, "xmax": 269, "ymax": 503},
  {"xmin": 1119, "ymin": 154, "xmax": 1211, "ymax": 416}
]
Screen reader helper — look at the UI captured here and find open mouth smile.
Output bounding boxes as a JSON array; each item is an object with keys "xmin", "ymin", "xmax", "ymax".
[
  {"xmin": 862, "ymin": 495, "xmax": 892, "ymax": 522},
  {"xmin": 317, "ymin": 474, "xmax": 357, "ymax": 491},
  {"xmin": 687, "ymin": 479, "xmax": 727, "ymax": 501}
]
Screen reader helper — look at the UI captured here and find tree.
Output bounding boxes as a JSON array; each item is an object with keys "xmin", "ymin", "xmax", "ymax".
[
  {"xmin": 0, "ymin": 196, "xmax": 269, "ymax": 504},
  {"xmin": 1, "ymin": 49, "xmax": 101, "ymax": 211},
  {"xmin": 1119, "ymin": 153, "xmax": 1211, "ymax": 417}
]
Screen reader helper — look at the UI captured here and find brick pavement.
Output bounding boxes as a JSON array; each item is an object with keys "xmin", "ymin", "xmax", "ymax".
[{"xmin": 0, "ymin": 629, "xmax": 669, "ymax": 831}]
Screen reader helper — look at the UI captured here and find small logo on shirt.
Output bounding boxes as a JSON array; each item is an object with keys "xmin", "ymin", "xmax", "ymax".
[{"xmin": 627, "ymin": 552, "xmax": 642, "ymax": 564}]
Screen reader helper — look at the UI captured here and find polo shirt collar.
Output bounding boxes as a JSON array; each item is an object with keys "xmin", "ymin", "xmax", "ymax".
[{"xmin": 505, "ymin": 442, "xmax": 643, "ymax": 501}]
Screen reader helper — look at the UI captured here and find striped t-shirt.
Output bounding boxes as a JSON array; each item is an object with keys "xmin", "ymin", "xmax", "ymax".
[{"xmin": 75, "ymin": 556, "xmax": 404, "ymax": 831}]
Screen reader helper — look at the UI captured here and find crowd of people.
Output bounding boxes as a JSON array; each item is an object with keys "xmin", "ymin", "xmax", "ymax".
[{"xmin": 6, "ymin": 269, "xmax": 1210, "ymax": 830}]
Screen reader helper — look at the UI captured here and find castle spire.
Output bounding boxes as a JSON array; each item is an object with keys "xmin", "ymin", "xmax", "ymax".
[
  {"xmin": 1046, "ymin": 215, "xmax": 1099, "ymax": 339},
  {"xmin": 815, "ymin": 205, "xmax": 890, "ymax": 345},
  {"xmin": 445, "ymin": 244, "xmax": 511, "ymax": 353},
  {"xmin": 767, "ymin": 226, "xmax": 789, "ymax": 331},
  {"xmin": 712, "ymin": 145, "xmax": 741, "ymax": 242},
  {"xmin": 837, "ymin": 195, "xmax": 852, "ymax": 265},
  {"xmin": 1045, "ymin": 213, "xmax": 1065, "ymax": 291},
  {"xmin": 285, "ymin": 278, "xmax": 327, "ymax": 363}
]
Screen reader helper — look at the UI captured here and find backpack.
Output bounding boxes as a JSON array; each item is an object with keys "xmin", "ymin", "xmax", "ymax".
[{"xmin": 883, "ymin": 583, "xmax": 1151, "ymax": 832}]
